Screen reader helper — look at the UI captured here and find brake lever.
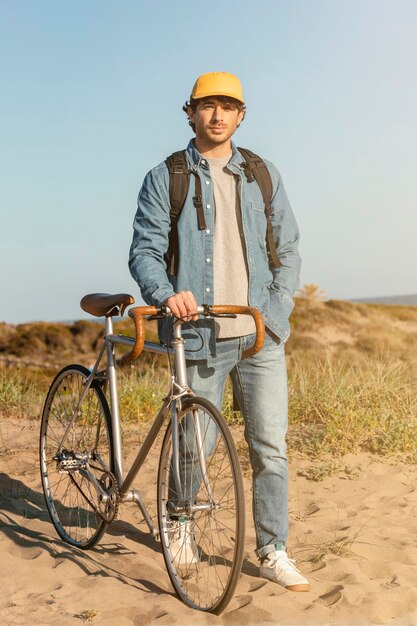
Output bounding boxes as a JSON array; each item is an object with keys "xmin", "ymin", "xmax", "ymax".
[{"xmin": 201, "ymin": 304, "xmax": 237, "ymax": 319}]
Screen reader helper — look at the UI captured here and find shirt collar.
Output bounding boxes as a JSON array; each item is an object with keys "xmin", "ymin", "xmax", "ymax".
[{"xmin": 185, "ymin": 139, "xmax": 244, "ymax": 171}]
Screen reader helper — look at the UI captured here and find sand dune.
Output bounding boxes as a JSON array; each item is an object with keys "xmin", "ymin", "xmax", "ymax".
[{"xmin": 2, "ymin": 417, "xmax": 417, "ymax": 625}]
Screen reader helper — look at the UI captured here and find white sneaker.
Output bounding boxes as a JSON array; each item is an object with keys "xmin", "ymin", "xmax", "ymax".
[
  {"xmin": 260, "ymin": 550, "xmax": 310, "ymax": 592},
  {"xmin": 169, "ymin": 518, "xmax": 200, "ymax": 566}
]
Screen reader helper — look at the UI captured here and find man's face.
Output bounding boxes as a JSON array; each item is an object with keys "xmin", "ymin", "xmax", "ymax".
[{"xmin": 188, "ymin": 98, "xmax": 244, "ymax": 147}]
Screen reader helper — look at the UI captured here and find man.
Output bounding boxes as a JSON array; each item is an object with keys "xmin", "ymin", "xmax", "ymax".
[{"xmin": 129, "ymin": 71, "xmax": 310, "ymax": 592}]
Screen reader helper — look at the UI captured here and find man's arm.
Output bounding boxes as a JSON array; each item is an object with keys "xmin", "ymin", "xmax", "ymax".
[
  {"xmin": 267, "ymin": 162, "xmax": 302, "ymax": 299},
  {"xmin": 129, "ymin": 167, "xmax": 175, "ymax": 306},
  {"xmin": 129, "ymin": 167, "xmax": 198, "ymax": 318}
]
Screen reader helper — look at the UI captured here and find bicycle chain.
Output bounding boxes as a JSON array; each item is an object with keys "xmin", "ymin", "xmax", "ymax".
[{"xmin": 68, "ymin": 466, "xmax": 120, "ymax": 523}]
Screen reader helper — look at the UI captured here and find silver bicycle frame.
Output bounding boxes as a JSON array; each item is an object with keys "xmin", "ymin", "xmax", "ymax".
[
  {"xmin": 69, "ymin": 306, "xmax": 219, "ymax": 537},
  {"xmin": 82, "ymin": 314, "xmax": 203, "ymax": 537}
]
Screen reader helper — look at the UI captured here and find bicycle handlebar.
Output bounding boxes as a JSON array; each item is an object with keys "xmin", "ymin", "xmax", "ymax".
[{"xmin": 119, "ymin": 304, "xmax": 265, "ymax": 365}]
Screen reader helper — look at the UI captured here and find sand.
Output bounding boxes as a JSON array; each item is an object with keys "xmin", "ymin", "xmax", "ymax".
[{"xmin": 2, "ymin": 416, "xmax": 417, "ymax": 626}]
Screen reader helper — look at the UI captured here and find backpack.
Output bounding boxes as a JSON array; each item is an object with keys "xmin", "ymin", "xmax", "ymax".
[{"xmin": 165, "ymin": 148, "xmax": 281, "ymax": 275}]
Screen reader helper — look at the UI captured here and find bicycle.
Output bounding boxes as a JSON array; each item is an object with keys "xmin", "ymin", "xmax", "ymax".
[{"xmin": 39, "ymin": 292, "xmax": 265, "ymax": 614}]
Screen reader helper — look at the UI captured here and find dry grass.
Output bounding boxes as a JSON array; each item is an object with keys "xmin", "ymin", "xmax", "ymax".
[
  {"xmin": 77, "ymin": 609, "xmax": 99, "ymax": 623},
  {"xmin": 3, "ymin": 349, "xmax": 417, "ymax": 462},
  {"xmin": 222, "ymin": 345, "xmax": 417, "ymax": 461},
  {"xmin": 116, "ymin": 365, "xmax": 168, "ymax": 422},
  {"xmin": 0, "ymin": 367, "xmax": 50, "ymax": 419},
  {"xmin": 2, "ymin": 301, "xmax": 417, "ymax": 463},
  {"xmin": 288, "ymin": 351, "xmax": 417, "ymax": 457},
  {"xmin": 308, "ymin": 530, "xmax": 360, "ymax": 563}
]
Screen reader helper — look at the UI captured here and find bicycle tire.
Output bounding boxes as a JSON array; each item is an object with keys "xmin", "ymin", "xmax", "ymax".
[
  {"xmin": 40, "ymin": 364, "xmax": 114, "ymax": 549},
  {"xmin": 157, "ymin": 396, "xmax": 245, "ymax": 614}
]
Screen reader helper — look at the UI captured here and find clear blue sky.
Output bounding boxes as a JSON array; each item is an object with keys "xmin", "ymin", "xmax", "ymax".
[{"xmin": 1, "ymin": 0, "xmax": 416, "ymax": 323}]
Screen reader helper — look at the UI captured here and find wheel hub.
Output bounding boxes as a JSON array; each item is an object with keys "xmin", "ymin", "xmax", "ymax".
[{"xmin": 53, "ymin": 449, "xmax": 88, "ymax": 472}]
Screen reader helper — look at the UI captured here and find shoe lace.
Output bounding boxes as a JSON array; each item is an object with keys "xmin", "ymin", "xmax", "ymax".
[{"xmin": 269, "ymin": 552, "xmax": 301, "ymax": 574}]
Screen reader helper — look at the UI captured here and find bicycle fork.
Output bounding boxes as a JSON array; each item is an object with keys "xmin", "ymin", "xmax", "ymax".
[{"xmin": 169, "ymin": 395, "xmax": 214, "ymax": 515}]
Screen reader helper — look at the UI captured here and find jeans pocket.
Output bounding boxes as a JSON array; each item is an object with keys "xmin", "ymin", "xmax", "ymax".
[{"xmin": 263, "ymin": 327, "xmax": 282, "ymax": 349}]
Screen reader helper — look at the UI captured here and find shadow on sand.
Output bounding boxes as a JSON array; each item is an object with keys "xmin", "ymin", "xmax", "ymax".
[{"xmin": 0, "ymin": 472, "xmax": 174, "ymax": 599}]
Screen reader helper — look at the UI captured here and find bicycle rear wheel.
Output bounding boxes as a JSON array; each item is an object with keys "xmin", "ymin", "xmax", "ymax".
[
  {"xmin": 40, "ymin": 364, "xmax": 114, "ymax": 549},
  {"xmin": 157, "ymin": 396, "xmax": 245, "ymax": 614}
]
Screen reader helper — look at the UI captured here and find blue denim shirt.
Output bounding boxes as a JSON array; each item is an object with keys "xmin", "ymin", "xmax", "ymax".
[{"xmin": 129, "ymin": 140, "xmax": 301, "ymax": 359}]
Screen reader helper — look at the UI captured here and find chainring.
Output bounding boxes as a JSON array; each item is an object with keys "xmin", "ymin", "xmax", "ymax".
[
  {"xmin": 68, "ymin": 467, "xmax": 120, "ymax": 523},
  {"xmin": 97, "ymin": 470, "xmax": 120, "ymax": 523}
]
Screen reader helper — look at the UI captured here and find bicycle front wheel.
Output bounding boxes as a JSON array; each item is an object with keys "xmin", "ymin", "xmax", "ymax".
[
  {"xmin": 40, "ymin": 364, "xmax": 114, "ymax": 549},
  {"xmin": 157, "ymin": 396, "xmax": 245, "ymax": 614}
]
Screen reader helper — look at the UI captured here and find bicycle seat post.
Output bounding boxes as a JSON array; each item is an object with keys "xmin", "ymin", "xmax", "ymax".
[{"xmin": 172, "ymin": 320, "xmax": 190, "ymax": 392}]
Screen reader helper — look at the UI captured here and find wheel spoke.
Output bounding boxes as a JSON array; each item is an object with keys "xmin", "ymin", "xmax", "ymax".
[
  {"xmin": 40, "ymin": 365, "xmax": 113, "ymax": 549},
  {"xmin": 157, "ymin": 398, "xmax": 244, "ymax": 613}
]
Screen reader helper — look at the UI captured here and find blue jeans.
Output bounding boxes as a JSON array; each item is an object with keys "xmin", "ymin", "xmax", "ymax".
[{"xmin": 186, "ymin": 331, "xmax": 288, "ymax": 559}]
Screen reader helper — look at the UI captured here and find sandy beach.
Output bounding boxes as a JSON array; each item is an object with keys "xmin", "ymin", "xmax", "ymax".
[{"xmin": 2, "ymin": 416, "xmax": 417, "ymax": 626}]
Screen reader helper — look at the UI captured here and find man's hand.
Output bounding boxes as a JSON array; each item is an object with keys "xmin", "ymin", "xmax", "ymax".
[{"xmin": 165, "ymin": 291, "xmax": 199, "ymax": 321}]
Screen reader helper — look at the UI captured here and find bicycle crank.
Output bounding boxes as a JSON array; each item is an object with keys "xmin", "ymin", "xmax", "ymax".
[
  {"xmin": 97, "ymin": 470, "xmax": 120, "ymax": 522},
  {"xmin": 67, "ymin": 467, "xmax": 120, "ymax": 523}
]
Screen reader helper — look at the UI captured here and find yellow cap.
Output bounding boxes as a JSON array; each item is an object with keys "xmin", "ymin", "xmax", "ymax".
[{"xmin": 190, "ymin": 72, "xmax": 244, "ymax": 104}]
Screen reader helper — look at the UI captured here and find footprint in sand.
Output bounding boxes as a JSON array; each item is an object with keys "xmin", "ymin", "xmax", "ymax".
[
  {"xmin": 9, "ymin": 546, "xmax": 43, "ymax": 560},
  {"xmin": 249, "ymin": 580, "xmax": 269, "ymax": 592},
  {"xmin": 153, "ymin": 611, "xmax": 168, "ymax": 619},
  {"xmin": 316, "ymin": 585, "xmax": 344, "ymax": 607},
  {"xmin": 303, "ymin": 503, "xmax": 320, "ymax": 516},
  {"xmin": 226, "ymin": 594, "xmax": 273, "ymax": 623},
  {"xmin": 381, "ymin": 575, "xmax": 400, "ymax": 589},
  {"xmin": 310, "ymin": 560, "xmax": 326, "ymax": 572},
  {"xmin": 225, "ymin": 594, "xmax": 253, "ymax": 613}
]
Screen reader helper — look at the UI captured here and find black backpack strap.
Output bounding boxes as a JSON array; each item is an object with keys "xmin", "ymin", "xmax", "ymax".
[
  {"xmin": 167, "ymin": 150, "xmax": 190, "ymax": 218},
  {"xmin": 191, "ymin": 171, "xmax": 207, "ymax": 231},
  {"xmin": 238, "ymin": 148, "xmax": 281, "ymax": 269},
  {"xmin": 165, "ymin": 151, "xmax": 190, "ymax": 275},
  {"xmin": 165, "ymin": 150, "xmax": 206, "ymax": 275}
]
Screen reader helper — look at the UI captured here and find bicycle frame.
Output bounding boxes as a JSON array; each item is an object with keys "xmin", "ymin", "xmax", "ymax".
[
  {"xmin": 54, "ymin": 301, "xmax": 263, "ymax": 540},
  {"xmin": 76, "ymin": 315, "xmax": 196, "ymax": 538},
  {"xmin": 42, "ymin": 298, "xmax": 265, "ymax": 612}
]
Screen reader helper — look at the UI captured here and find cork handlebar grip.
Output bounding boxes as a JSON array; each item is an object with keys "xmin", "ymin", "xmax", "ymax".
[
  {"xmin": 210, "ymin": 305, "xmax": 265, "ymax": 359},
  {"xmin": 118, "ymin": 305, "xmax": 158, "ymax": 365}
]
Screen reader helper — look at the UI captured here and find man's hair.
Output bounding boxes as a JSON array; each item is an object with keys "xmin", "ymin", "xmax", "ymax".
[{"xmin": 182, "ymin": 96, "xmax": 246, "ymax": 132}]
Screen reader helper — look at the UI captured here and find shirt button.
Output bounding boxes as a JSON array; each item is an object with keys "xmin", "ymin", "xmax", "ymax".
[
  {"xmin": 205, "ymin": 180, "xmax": 210, "ymax": 185},
  {"xmin": 205, "ymin": 257, "xmax": 211, "ymax": 263},
  {"xmin": 205, "ymin": 229, "xmax": 211, "ymax": 234},
  {"xmin": 201, "ymin": 159, "xmax": 206, "ymax": 165},
  {"xmin": 206, "ymin": 204, "xmax": 211, "ymax": 209},
  {"xmin": 205, "ymin": 287, "xmax": 210, "ymax": 293}
]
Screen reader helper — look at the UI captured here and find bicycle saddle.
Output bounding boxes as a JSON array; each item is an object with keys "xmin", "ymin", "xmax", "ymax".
[{"xmin": 80, "ymin": 293, "xmax": 135, "ymax": 318}]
